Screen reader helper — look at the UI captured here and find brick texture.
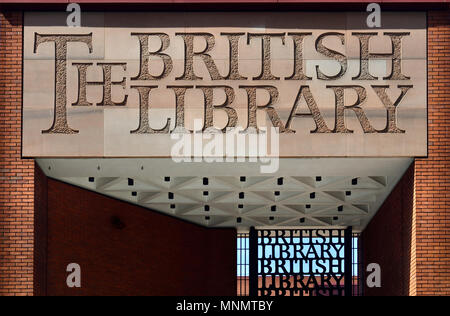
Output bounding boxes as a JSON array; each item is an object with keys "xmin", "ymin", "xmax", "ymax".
[
  {"xmin": 0, "ymin": 11, "xmax": 34, "ymax": 296},
  {"xmin": 413, "ymin": 10, "xmax": 450, "ymax": 296},
  {"xmin": 361, "ymin": 164, "xmax": 414, "ymax": 296},
  {"xmin": 362, "ymin": 10, "xmax": 450, "ymax": 296},
  {"xmin": 35, "ymin": 174, "xmax": 236, "ymax": 296}
]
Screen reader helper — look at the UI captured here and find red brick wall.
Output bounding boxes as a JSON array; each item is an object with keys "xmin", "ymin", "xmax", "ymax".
[
  {"xmin": 0, "ymin": 11, "xmax": 35, "ymax": 296},
  {"xmin": 361, "ymin": 164, "xmax": 414, "ymax": 296},
  {"xmin": 413, "ymin": 10, "xmax": 450, "ymax": 296},
  {"xmin": 362, "ymin": 10, "xmax": 450, "ymax": 296},
  {"xmin": 35, "ymin": 176, "xmax": 236, "ymax": 296}
]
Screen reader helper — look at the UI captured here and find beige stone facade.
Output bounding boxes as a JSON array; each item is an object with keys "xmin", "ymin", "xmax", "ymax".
[{"xmin": 23, "ymin": 11, "xmax": 427, "ymax": 157}]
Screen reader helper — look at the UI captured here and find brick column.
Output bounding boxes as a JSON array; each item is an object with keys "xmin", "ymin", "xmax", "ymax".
[
  {"xmin": 413, "ymin": 10, "xmax": 450, "ymax": 296},
  {"xmin": 0, "ymin": 11, "xmax": 34, "ymax": 296},
  {"xmin": 361, "ymin": 10, "xmax": 449, "ymax": 296}
]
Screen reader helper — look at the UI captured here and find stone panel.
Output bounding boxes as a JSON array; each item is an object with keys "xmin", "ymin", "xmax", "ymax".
[{"xmin": 23, "ymin": 11, "xmax": 427, "ymax": 158}]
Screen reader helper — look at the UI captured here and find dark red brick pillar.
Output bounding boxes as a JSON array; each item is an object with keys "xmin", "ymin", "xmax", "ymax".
[
  {"xmin": 362, "ymin": 10, "xmax": 450, "ymax": 296},
  {"xmin": 33, "ymin": 164, "xmax": 48, "ymax": 296},
  {"xmin": 413, "ymin": 10, "xmax": 450, "ymax": 296},
  {"xmin": 361, "ymin": 164, "xmax": 414, "ymax": 296}
]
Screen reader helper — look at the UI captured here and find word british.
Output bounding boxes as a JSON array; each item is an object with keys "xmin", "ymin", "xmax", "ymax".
[{"xmin": 33, "ymin": 31, "xmax": 413, "ymax": 135}]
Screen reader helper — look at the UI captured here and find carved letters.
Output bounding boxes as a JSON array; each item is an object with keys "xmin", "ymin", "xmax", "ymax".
[
  {"xmin": 34, "ymin": 33, "xmax": 93, "ymax": 134},
  {"xmin": 33, "ymin": 31, "xmax": 414, "ymax": 135}
]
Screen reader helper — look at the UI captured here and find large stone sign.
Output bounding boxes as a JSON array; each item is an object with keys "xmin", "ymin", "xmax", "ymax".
[{"xmin": 23, "ymin": 11, "xmax": 427, "ymax": 157}]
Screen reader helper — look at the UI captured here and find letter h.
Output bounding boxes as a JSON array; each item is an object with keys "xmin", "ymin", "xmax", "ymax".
[{"xmin": 352, "ymin": 32, "xmax": 411, "ymax": 80}]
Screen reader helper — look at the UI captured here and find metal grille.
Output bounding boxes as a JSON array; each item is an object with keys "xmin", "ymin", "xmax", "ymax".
[
  {"xmin": 252, "ymin": 228, "xmax": 351, "ymax": 296},
  {"xmin": 237, "ymin": 233, "xmax": 249, "ymax": 296},
  {"xmin": 237, "ymin": 228, "xmax": 363, "ymax": 296}
]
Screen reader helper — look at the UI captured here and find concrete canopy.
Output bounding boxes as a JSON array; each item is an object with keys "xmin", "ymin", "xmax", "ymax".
[{"xmin": 37, "ymin": 157, "xmax": 412, "ymax": 232}]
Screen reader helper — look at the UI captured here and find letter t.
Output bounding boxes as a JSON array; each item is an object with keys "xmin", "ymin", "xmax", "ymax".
[{"xmin": 34, "ymin": 33, "xmax": 93, "ymax": 134}]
